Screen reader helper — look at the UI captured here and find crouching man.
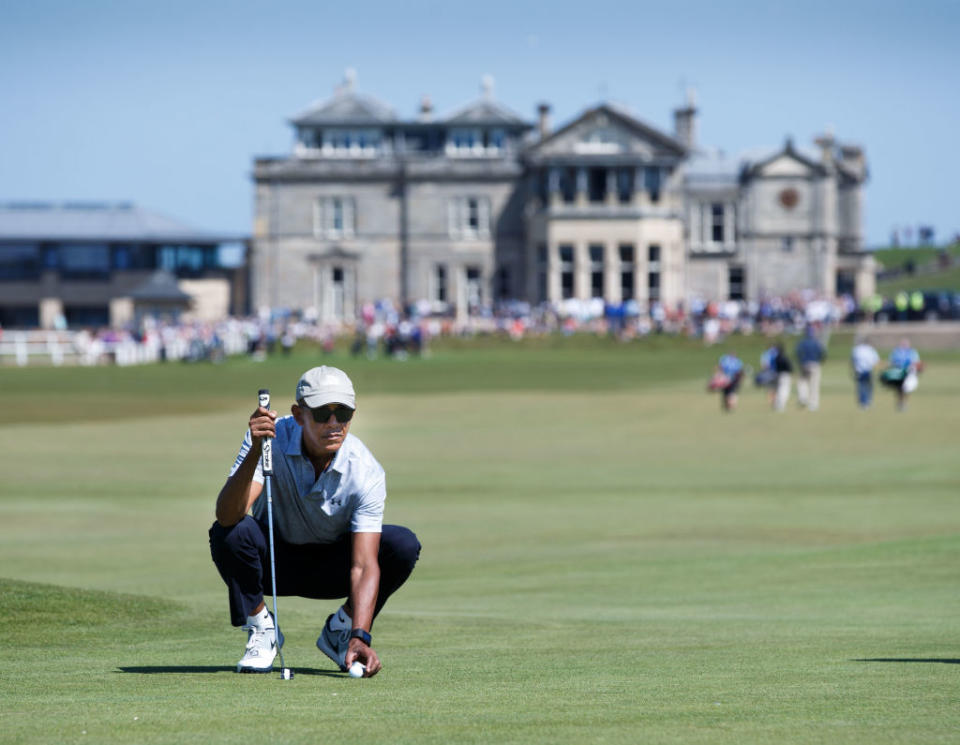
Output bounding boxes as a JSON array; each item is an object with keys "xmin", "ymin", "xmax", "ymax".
[{"xmin": 209, "ymin": 366, "xmax": 420, "ymax": 677}]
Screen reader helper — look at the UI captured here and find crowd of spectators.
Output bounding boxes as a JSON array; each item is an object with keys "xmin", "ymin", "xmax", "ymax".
[{"xmin": 2, "ymin": 286, "xmax": 955, "ymax": 367}]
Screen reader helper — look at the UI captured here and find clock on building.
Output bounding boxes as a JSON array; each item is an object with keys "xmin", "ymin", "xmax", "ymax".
[{"xmin": 778, "ymin": 188, "xmax": 799, "ymax": 209}]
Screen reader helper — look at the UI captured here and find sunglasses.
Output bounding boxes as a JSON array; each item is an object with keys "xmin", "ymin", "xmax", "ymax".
[{"xmin": 303, "ymin": 403, "xmax": 355, "ymax": 424}]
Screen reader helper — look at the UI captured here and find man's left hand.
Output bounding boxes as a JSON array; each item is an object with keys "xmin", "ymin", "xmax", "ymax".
[{"xmin": 345, "ymin": 638, "xmax": 381, "ymax": 677}]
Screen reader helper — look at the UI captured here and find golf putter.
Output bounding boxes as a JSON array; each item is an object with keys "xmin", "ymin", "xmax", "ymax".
[{"xmin": 259, "ymin": 388, "xmax": 293, "ymax": 680}]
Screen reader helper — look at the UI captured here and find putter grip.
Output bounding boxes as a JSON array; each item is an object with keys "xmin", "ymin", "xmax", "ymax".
[{"xmin": 258, "ymin": 389, "xmax": 274, "ymax": 476}]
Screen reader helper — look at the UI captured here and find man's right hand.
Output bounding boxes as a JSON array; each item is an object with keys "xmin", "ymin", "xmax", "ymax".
[
  {"xmin": 214, "ymin": 407, "xmax": 275, "ymax": 526},
  {"xmin": 248, "ymin": 406, "xmax": 278, "ymax": 446}
]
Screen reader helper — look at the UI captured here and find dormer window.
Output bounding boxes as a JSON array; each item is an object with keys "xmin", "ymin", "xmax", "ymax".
[
  {"xmin": 298, "ymin": 129, "xmax": 322, "ymax": 149},
  {"xmin": 318, "ymin": 128, "xmax": 382, "ymax": 157},
  {"xmin": 446, "ymin": 128, "xmax": 504, "ymax": 156}
]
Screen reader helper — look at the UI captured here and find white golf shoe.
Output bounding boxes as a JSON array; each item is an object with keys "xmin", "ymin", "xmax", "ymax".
[
  {"xmin": 316, "ymin": 614, "xmax": 350, "ymax": 671},
  {"xmin": 237, "ymin": 616, "xmax": 284, "ymax": 674}
]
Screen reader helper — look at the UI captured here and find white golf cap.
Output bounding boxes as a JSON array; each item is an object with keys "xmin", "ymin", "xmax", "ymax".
[{"xmin": 295, "ymin": 366, "xmax": 356, "ymax": 410}]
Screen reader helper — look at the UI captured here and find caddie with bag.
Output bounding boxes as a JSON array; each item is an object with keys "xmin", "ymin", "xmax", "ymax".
[{"xmin": 880, "ymin": 338, "xmax": 922, "ymax": 411}]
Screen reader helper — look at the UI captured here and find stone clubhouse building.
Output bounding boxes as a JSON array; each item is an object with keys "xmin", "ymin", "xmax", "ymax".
[{"xmin": 251, "ymin": 72, "xmax": 875, "ymax": 323}]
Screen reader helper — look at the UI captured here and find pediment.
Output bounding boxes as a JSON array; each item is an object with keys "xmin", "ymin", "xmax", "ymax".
[
  {"xmin": 746, "ymin": 141, "xmax": 824, "ymax": 179},
  {"xmin": 758, "ymin": 155, "xmax": 815, "ymax": 177},
  {"xmin": 530, "ymin": 105, "xmax": 685, "ymax": 160}
]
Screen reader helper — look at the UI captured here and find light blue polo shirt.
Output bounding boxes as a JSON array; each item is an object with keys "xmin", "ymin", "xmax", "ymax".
[{"xmin": 230, "ymin": 415, "xmax": 386, "ymax": 545}]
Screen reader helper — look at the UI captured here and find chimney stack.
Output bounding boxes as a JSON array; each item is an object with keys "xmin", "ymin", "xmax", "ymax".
[
  {"xmin": 839, "ymin": 144, "xmax": 866, "ymax": 179},
  {"xmin": 814, "ymin": 127, "xmax": 836, "ymax": 169},
  {"xmin": 537, "ymin": 103, "xmax": 551, "ymax": 140},
  {"xmin": 672, "ymin": 88, "xmax": 697, "ymax": 151},
  {"xmin": 419, "ymin": 95, "xmax": 433, "ymax": 122}
]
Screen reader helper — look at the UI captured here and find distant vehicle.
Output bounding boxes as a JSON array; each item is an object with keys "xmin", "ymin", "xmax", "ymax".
[
  {"xmin": 872, "ymin": 290, "xmax": 960, "ymax": 322},
  {"xmin": 922, "ymin": 290, "xmax": 960, "ymax": 320}
]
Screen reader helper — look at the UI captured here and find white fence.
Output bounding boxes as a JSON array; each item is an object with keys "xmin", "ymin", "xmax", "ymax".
[{"xmin": 0, "ymin": 326, "xmax": 251, "ymax": 367}]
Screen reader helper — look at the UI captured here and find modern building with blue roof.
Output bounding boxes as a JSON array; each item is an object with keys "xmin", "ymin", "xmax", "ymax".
[
  {"xmin": 0, "ymin": 202, "xmax": 248, "ymax": 328},
  {"xmin": 251, "ymin": 73, "xmax": 874, "ymax": 322}
]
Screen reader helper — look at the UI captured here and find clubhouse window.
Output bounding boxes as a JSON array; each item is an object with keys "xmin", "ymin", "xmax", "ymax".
[
  {"xmin": 617, "ymin": 168, "xmax": 634, "ymax": 203},
  {"xmin": 537, "ymin": 243, "xmax": 548, "ymax": 301},
  {"xmin": 559, "ymin": 244, "xmax": 574, "ymax": 299},
  {"xmin": 446, "ymin": 128, "xmax": 504, "ymax": 156},
  {"xmin": 0, "ymin": 243, "xmax": 41, "ymax": 280},
  {"xmin": 448, "ymin": 196, "xmax": 490, "ymax": 239},
  {"xmin": 157, "ymin": 245, "xmax": 215, "ymax": 276},
  {"xmin": 314, "ymin": 197, "xmax": 356, "ymax": 239},
  {"xmin": 644, "ymin": 167, "xmax": 662, "ymax": 203},
  {"xmin": 647, "ymin": 244, "xmax": 661, "ymax": 301},
  {"xmin": 60, "ymin": 243, "xmax": 111, "ymax": 279},
  {"xmin": 711, "ymin": 203, "xmax": 725, "ymax": 243},
  {"xmin": 589, "ymin": 243, "xmax": 604, "ymax": 298},
  {"xmin": 319, "ymin": 128, "xmax": 382, "ymax": 156},
  {"xmin": 465, "ymin": 265, "xmax": 483, "ymax": 310},
  {"xmin": 559, "ymin": 168, "xmax": 576, "ymax": 204},
  {"xmin": 588, "ymin": 168, "xmax": 607, "ymax": 203},
  {"xmin": 434, "ymin": 264, "xmax": 448, "ymax": 303},
  {"xmin": 619, "ymin": 244, "xmax": 635, "ymax": 300},
  {"xmin": 728, "ymin": 266, "xmax": 745, "ymax": 300}
]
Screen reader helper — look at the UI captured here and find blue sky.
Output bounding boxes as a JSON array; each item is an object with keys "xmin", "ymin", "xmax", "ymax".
[{"xmin": 1, "ymin": 0, "xmax": 957, "ymax": 246}]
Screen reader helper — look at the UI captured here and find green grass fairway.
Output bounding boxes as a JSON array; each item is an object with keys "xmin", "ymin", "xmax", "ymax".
[{"xmin": 2, "ymin": 336, "xmax": 959, "ymax": 744}]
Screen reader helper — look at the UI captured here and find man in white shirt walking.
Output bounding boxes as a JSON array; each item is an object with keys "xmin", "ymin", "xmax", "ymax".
[
  {"xmin": 209, "ymin": 366, "xmax": 420, "ymax": 677},
  {"xmin": 851, "ymin": 337, "xmax": 880, "ymax": 409}
]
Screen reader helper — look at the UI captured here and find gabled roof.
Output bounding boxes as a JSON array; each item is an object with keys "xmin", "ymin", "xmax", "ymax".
[
  {"xmin": 129, "ymin": 270, "xmax": 192, "ymax": 302},
  {"xmin": 529, "ymin": 103, "xmax": 687, "ymax": 158},
  {"xmin": 291, "ymin": 84, "xmax": 396, "ymax": 127},
  {"xmin": 741, "ymin": 138, "xmax": 825, "ymax": 177},
  {"xmin": 442, "ymin": 98, "xmax": 530, "ymax": 128},
  {"xmin": 0, "ymin": 202, "xmax": 243, "ymax": 243}
]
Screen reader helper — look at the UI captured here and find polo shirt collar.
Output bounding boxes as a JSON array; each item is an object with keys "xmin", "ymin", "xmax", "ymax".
[
  {"xmin": 327, "ymin": 439, "xmax": 349, "ymax": 474},
  {"xmin": 285, "ymin": 421, "xmax": 349, "ymax": 474}
]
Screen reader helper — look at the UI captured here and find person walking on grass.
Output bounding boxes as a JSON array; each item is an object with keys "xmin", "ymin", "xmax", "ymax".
[
  {"xmin": 209, "ymin": 366, "xmax": 421, "ymax": 677},
  {"xmin": 713, "ymin": 352, "xmax": 744, "ymax": 412},
  {"xmin": 755, "ymin": 345, "xmax": 779, "ymax": 406},
  {"xmin": 772, "ymin": 343, "xmax": 793, "ymax": 412},
  {"xmin": 882, "ymin": 338, "xmax": 922, "ymax": 412},
  {"xmin": 795, "ymin": 325, "xmax": 826, "ymax": 411},
  {"xmin": 850, "ymin": 336, "xmax": 879, "ymax": 409}
]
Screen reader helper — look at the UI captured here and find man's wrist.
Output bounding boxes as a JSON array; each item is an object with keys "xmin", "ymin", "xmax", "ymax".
[{"xmin": 350, "ymin": 628, "xmax": 372, "ymax": 646}]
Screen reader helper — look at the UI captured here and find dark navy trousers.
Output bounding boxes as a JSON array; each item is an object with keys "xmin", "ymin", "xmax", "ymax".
[{"xmin": 209, "ymin": 516, "xmax": 421, "ymax": 627}]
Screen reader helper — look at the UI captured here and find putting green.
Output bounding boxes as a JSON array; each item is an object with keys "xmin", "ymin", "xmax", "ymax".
[{"xmin": 2, "ymin": 335, "xmax": 958, "ymax": 744}]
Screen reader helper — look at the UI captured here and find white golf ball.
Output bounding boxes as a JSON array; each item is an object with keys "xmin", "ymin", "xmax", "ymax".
[{"xmin": 348, "ymin": 661, "xmax": 365, "ymax": 678}]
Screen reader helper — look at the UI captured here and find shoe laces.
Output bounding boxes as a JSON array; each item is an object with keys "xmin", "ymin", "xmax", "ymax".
[{"xmin": 242, "ymin": 624, "xmax": 274, "ymax": 650}]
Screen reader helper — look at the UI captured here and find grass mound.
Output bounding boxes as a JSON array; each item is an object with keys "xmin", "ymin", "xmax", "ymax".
[{"xmin": 1, "ymin": 577, "xmax": 183, "ymax": 646}]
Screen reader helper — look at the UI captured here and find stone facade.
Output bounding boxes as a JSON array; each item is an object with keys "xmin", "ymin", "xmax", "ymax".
[{"xmin": 251, "ymin": 76, "xmax": 873, "ymax": 320}]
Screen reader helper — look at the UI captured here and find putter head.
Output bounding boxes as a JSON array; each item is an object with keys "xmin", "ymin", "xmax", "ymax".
[{"xmin": 280, "ymin": 668, "xmax": 294, "ymax": 680}]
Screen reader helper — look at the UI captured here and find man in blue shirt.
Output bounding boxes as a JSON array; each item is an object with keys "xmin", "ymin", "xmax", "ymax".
[
  {"xmin": 715, "ymin": 353, "xmax": 744, "ymax": 412},
  {"xmin": 795, "ymin": 326, "xmax": 826, "ymax": 411},
  {"xmin": 209, "ymin": 366, "xmax": 420, "ymax": 676},
  {"xmin": 886, "ymin": 338, "xmax": 921, "ymax": 411}
]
